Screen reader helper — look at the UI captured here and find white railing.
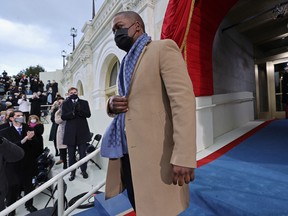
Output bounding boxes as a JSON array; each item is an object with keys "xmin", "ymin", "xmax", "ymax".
[{"xmin": 0, "ymin": 148, "xmax": 105, "ymax": 216}]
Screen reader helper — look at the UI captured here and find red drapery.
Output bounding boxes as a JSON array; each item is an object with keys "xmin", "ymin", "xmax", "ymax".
[
  {"xmin": 161, "ymin": 0, "xmax": 195, "ymax": 51},
  {"xmin": 161, "ymin": 0, "xmax": 238, "ymax": 96}
]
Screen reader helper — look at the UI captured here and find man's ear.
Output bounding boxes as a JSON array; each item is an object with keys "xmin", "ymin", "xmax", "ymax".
[{"xmin": 135, "ymin": 21, "xmax": 142, "ymax": 32}]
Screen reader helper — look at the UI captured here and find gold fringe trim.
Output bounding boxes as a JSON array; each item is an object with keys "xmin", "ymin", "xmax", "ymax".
[{"xmin": 180, "ymin": 0, "xmax": 196, "ymax": 55}]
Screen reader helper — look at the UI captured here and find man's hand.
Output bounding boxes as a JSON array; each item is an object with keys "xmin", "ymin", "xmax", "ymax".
[
  {"xmin": 108, "ymin": 96, "xmax": 128, "ymax": 114},
  {"xmin": 172, "ymin": 165, "xmax": 195, "ymax": 186}
]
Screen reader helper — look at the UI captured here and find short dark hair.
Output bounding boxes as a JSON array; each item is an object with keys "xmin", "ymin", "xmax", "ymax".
[
  {"xmin": 8, "ymin": 110, "xmax": 23, "ymax": 118},
  {"xmin": 57, "ymin": 97, "xmax": 65, "ymax": 101},
  {"xmin": 68, "ymin": 87, "xmax": 78, "ymax": 93},
  {"xmin": 114, "ymin": 11, "xmax": 145, "ymax": 32}
]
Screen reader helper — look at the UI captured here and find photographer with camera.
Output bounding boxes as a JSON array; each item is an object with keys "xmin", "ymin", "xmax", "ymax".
[
  {"xmin": 61, "ymin": 87, "xmax": 91, "ymax": 181},
  {"xmin": 29, "ymin": 91, "xmax": 43, "ymax": 118},
  {"xmin": 18, "ymin": 93, "xmax": 30, "ymax": 123}
]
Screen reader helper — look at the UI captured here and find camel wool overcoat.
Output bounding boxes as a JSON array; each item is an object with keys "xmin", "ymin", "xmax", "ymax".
[{"xmin": 105, "ymin": 39, "xmax": 197, "ymax": 216}]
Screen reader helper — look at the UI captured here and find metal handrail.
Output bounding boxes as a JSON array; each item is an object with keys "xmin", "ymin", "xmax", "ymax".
[{"xmin": 0, "ymin": 148, "xmax": 105, "ymax": 216}]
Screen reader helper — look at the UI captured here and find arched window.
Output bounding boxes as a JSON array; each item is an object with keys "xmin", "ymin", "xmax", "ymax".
[
  {"xmin": 77, "ymin": 81, "xmax": 84, "ymax": 96},
  {"xmin": 106, "ymin": 59, "xmax": 119, "ymax": 98},
  {"xmin": 109, "ymin": 63, "xmax": 118, "ymax": 87}
]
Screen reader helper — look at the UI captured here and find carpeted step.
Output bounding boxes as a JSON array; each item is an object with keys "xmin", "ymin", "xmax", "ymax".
[{"xmin": 73, "ymin": 191, "xmax": 135, "ymax": 216}]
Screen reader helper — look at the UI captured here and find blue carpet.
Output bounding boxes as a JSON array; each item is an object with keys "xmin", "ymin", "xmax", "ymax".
[{"xmin": 181, "ymin": 120, "xmax": 288, "ymax": 216}]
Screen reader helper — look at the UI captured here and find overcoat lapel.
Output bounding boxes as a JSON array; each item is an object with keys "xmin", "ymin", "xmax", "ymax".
[{"xmin": 129, "ymin": 45, "xmax": 148, "ymax": 89}]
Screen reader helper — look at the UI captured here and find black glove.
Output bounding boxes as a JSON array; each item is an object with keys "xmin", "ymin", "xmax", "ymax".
[{"xmin": 74, "ymin": 102, "xmax": 81, "ymax": 112}]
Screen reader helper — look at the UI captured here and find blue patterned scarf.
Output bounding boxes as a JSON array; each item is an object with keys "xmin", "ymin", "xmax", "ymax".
[{"xmin": 101, "ymin": 33, "xmax": 151, "ymax": 158}]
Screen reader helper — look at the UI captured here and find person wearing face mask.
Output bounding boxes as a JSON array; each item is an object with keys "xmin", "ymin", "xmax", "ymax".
[
  {"xmin": 49, "ymin": 98, "xmax": 61, "ymax": 156},
  {"xmin": 101, "ymin": 11, "xmax": 196, "ymax": 215},
  {"xmin": 6, "ymin": 95, "xmax": 17, "ymax": 107},
  {"xmin": 29, "ymin": 92, "xmax": 42, "ymax": 118},
  {"xmin": 54, "ymin": 97, "xmax": 68, "ymax": 169},
  {"xmin": 0, "ymin": 110, "xmax": 38, "ymax": 214},
  {"xmin": 24, "ymin": 86, "xmax": 33, "ymax": 95},
  {"xmin": 61, "ymin": 87, "xmax": 91, "ymax": 181},
  {"xmin": 28, "ymin": 115, "xmax": 44, "ymax": 158},
  {"xmin": 47, "ymin": 87, "xmax": 53, "ymax": 105}
]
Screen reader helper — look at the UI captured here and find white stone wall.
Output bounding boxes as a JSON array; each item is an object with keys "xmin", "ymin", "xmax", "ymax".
[{"xmin": 39, "ymin": 70, "xmax": 64, "ymax": 96}]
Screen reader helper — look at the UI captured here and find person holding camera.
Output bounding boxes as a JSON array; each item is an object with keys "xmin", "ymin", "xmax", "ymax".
[
  {"xmin": 29, "ymin": 91, "xmax": 43, "ymax": 118},
  {"xmin": 61, "ymin": 87, "xmax": 91, "ymax": 181},
  {"xmin": 18, "ymin": 93, "xmax": 30, "ymax": 123}
]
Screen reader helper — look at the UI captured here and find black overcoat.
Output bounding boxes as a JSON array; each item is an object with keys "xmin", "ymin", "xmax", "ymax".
[
  {"xmin": 61, "ymin": 98, "xmax": 91, "ymax": 146},
  {"xmin": 0, "ymin": 138, "xmax": 24, "ymax": 206}
]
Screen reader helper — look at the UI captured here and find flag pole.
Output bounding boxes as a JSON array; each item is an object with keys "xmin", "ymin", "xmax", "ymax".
[{"xmin": 92, "ymin": 0, "xmax": 96, "ymax": 19}]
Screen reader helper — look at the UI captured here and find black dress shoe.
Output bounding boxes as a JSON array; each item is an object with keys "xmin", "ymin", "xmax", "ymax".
[
  {"xmin": 81, "ymin": 171, "xmax": 88, "ymax": 179},
  {"xmin": 69, "ymin": 171, "xmax": 76, "ymax": 181},
  {"xmin": 26, "ymin": 205, "xmax": 38, "ymax": 212}
]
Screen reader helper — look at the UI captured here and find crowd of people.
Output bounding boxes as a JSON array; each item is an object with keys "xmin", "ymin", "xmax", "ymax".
[
  {"xmin": 0, "ymin": 71, "xmax": 59, "ymax": 114},
  {"xmin": 0, "ymin": 71, "xmax": 62, "ymax": 215},
  {"xmin": 0, "ymin": 70, "xmax": 93, "ymax": 215}
]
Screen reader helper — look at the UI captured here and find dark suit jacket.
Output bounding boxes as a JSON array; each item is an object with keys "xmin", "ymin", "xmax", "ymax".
[
  {"xmin": 61, "ymin": 98, "xmax": 91, "ymax": 146},
  {"xmin": 0, "ymin": 122, "xmax": 10, "ymax": 131},
  {"xmin": 0, "ymin": 137, "xmax": 24, "ymax": 197},
  {"xmin": 29, "ymin": 123, "xmax": 44, "ymax": 158},
  {"xmin": 0, "ymin": 124, "xmax": 40, "ymax": 184}
]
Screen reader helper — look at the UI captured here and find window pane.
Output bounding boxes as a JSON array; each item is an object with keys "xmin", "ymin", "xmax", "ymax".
[
  {"xmin": 258, "ymin": 63, "xmax": 269, "ymax": 112},
  {"xmin": 109, "ymin": 63, "xmax": 118, "ymax": 87},
  {"xmin": 274, "ymin": 62, "xmax": 288, "ymax": 111}
]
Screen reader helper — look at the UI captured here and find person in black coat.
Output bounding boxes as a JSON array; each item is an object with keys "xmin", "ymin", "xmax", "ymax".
[
  {"xmin": 61, "ymin": 87, "xmax": 91, "ymax": 181},
  {"xmin": 0, "ymin": 110, "xmax": 38, "ymax": 214},
  {"xmin": 51, "ymin": 80, "xmax": 58, "ymax": 103},
  {"xmin": 0, "ymin": 108, "xmax": 14, "ymax": 131},
  {"xmin": 0, "ymin": 136, "xmax": 24, "ymax": 211},
  {"xmin": 27, "ymin": 115, "xmax": 44, "ymax": 158},
  {"xmin": 49, "ymin": 100, "xmax": 60, "ymax": 156},
  {"xmin": 29, "ymin": 92, "xmax": 42, "ymax": 118}
]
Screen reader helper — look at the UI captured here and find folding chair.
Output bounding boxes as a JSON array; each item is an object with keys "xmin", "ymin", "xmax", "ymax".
[
  {"xmin": 86, "ymin": 134, "xmax": 102, "ymax": 169},
  {"xmin": 26, "ymin": 181, "xmax": 68, "ymax": 216}
]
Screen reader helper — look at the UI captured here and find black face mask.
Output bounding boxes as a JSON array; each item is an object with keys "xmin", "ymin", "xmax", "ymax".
[
  {"xmin": 114, "ymin": 23, "xmax": 136, "ymax": 52},
  {"xmin": 70, "ymin": 94, "xmax": 78, "ymax": 100}
]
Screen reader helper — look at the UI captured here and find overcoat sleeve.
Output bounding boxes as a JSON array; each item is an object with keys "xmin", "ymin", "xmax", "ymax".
[{"xmin": 159, "ymin": 39, "xmax": 197, "ymax": 168}]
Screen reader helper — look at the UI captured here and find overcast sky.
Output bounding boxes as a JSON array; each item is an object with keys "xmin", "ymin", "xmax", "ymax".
[{"xmin": 0, "ymin": 0, "xmax": 104, "ymax": 76}]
